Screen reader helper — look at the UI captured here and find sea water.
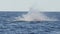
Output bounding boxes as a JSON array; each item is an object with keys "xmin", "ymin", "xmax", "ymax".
[{"xmin": 0, "ymin": 12, "xmax": 60, "ymax": 34}]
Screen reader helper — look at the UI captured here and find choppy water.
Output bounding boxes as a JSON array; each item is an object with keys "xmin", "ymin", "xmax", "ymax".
[{"xmin": 0, "ymin": 12, "xmax": 60, "ymax": 34}]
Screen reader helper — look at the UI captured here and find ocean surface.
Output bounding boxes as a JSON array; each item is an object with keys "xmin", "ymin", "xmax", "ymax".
[{"xmin": 0, "ymin": 12, "xmax": 60, "ymax": 34}]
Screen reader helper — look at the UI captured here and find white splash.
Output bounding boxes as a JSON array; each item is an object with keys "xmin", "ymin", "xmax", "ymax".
[{"xmin": 14, "ymin": 8, "xmax": 59, "ymax": 21}]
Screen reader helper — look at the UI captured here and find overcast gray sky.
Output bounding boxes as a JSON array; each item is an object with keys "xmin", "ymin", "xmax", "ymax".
[{"xmin": 0, "ymin": 0, "xmax": 60, "ymax": 11}]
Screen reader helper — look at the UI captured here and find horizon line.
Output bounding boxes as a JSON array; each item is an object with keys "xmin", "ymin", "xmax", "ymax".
[{"xmin": 0, "ymin": 10, "xmax": 60, "ymax": 12}]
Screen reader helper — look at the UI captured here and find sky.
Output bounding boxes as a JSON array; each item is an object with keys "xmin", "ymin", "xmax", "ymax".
[{"xmin": 0, "ymin": 0, "xmax": 60, "ymax": 12}]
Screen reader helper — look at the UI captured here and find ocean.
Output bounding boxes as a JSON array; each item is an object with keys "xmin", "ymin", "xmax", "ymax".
[{"xmin": 0, "ymin": 12, "xmax": 60, "ymax": 34}]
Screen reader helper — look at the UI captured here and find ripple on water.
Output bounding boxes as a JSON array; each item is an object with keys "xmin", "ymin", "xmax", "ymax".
[{"xmin": 0, "ymin": 21, "xmax": 60, "ymax": 34}]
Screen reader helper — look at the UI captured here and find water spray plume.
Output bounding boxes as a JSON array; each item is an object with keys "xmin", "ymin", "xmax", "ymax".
[
  {"xmin": 14, "ymin": 8, "xmax": 58, "ymax": 21},
  {"xmin": 14, "ymin": 0, "xmax": 59, "ymax": 21}
]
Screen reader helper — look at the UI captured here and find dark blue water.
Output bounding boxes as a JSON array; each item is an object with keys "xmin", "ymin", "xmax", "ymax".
[{"xmin": 0, "ymin": 12, "xmax": 60, "ymax": 34}]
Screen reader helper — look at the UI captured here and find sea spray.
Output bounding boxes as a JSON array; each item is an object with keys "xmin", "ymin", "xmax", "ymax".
[
  {"xmin": 14, "ymin": 9, "xmax": 58, "ymax": 21},
  {"xmin": 8, "ymin": 0, "xmax": 59, "ymax": 21}
]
